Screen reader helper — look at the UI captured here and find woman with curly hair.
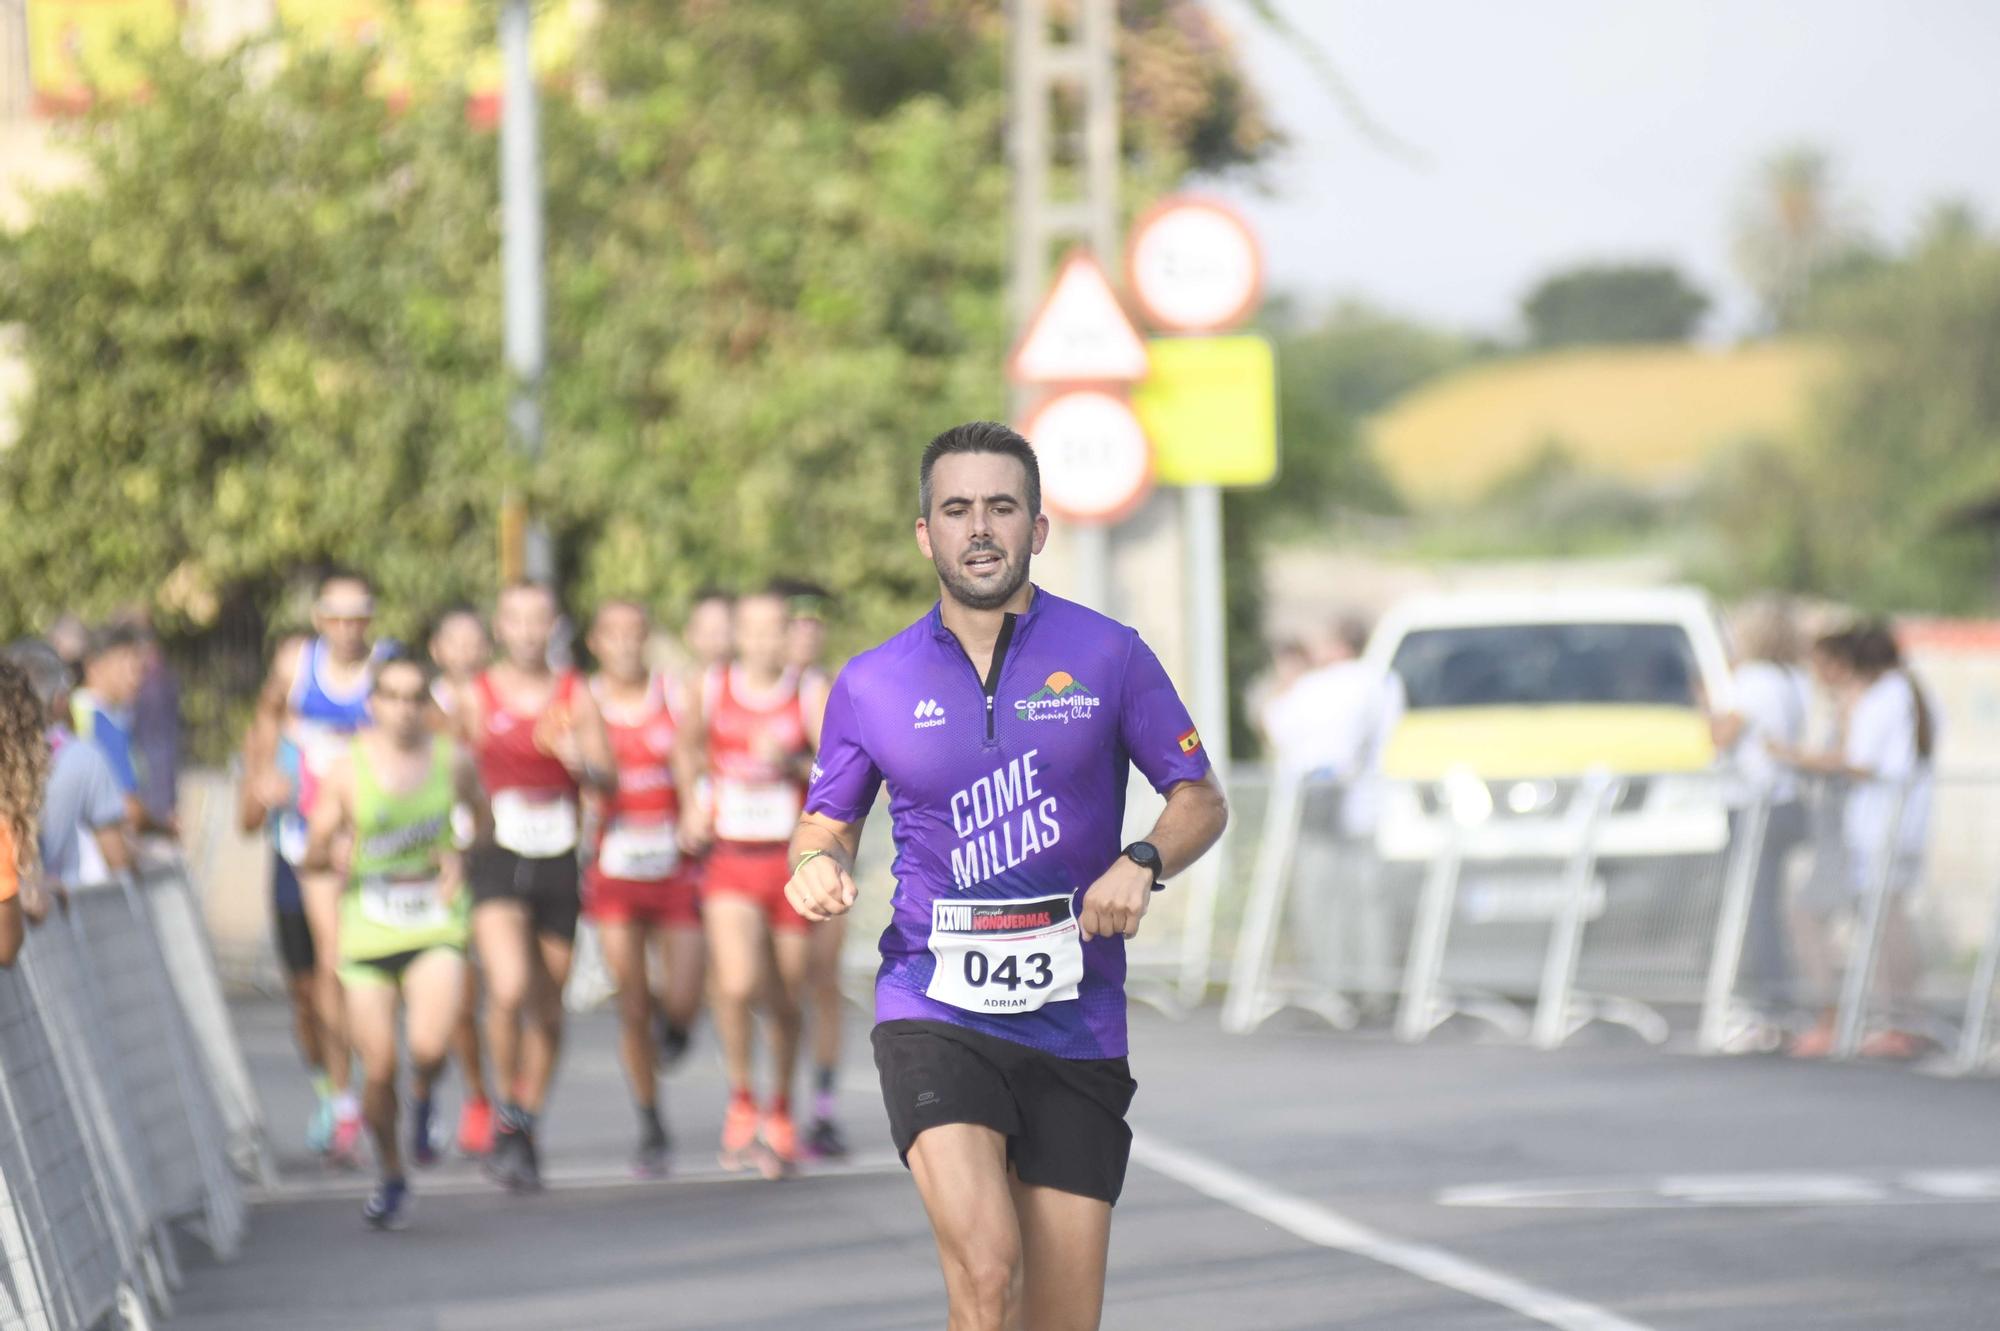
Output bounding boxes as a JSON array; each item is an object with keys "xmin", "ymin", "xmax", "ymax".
[{"xmin": 0, "ymin": 657, "xmax": 47, "ymax": 966}]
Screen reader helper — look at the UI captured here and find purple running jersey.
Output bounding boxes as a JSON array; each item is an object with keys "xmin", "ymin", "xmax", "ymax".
[{"xmin": 806, "ymin": 588, "xmax": 1210, "ymax": 1058}]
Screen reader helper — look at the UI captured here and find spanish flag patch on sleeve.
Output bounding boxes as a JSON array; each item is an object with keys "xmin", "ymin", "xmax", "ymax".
[{"xmin": 1177, "ymin": 728, "xmax": 1202, "ymax": 755}]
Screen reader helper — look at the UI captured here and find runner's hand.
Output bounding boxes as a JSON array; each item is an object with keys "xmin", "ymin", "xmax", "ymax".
[
  {"xmin": 1078, "ymin": 857, "xmax": 1153, "ymax": 941},
  {"xmin": 786, "ymin": 853, "xmax": 857, "ymax": 923},
  {"xmin": 248, "ymin": 767, "xmax": 293, "ymax": 813},
  {"xmin": 438, "ymin": 854, "xmax": 464, "ymax": 907},
  {"xmin": 679, "ymin": 805, "xmax": 713, "ymax": 855}
]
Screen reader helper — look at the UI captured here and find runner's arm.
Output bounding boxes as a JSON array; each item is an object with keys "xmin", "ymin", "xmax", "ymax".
[
  {"xmin": 300, "ymin": 752, "xmax": 353, "ymax": 875},
  {"xmin": 673, "ymin": 680, "xmax": 711, "ymax": 848},
  {"xmin": 453, "ymin": 748, "xmax": 493, "ymax": 846},
  {"xmin": 1079, "ymin": 771, "xmax": 1229, "ymax": 941},
  {"xmin": 784, "ymin": 810, "xmax": 866, "ymax": 922},
  {"xmin": 244, "ymin": 637, "xmax": 303, "ymax": 815},
  {"xmin": 567, "ymin": 686, "xmax": 619, "ymax": 795}
]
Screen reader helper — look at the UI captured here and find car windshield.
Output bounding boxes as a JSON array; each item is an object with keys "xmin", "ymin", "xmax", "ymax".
[{"xmin": 1390, "ymin": 622, "xmax": 1701, "ymax": 710}]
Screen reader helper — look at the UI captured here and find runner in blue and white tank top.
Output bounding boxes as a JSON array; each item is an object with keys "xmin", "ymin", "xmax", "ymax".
[
  {"xmin": 784, "ymin": 423, "xmax": 1228, "ymax": 1331},
  {"xmin": 242, "ymin": 571, "xmax": 390, "ymax": 1166}
]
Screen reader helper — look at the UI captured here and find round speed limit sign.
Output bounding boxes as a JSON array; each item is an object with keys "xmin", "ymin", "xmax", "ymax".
[
  {"xmin": 1127, "ymin": 197, "xmax": 1263, "ymax": 334},
  {"xmin": 1021, "ymin": 390, "xmax": 1154, "ymax": 524}
]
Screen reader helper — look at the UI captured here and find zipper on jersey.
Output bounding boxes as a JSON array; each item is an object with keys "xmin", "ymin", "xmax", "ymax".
[{"xmin": 949, "ymin": 611, "xmax": 1019, "ymax": 745}]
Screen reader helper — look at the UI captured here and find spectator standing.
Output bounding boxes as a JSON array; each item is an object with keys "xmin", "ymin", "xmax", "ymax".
[
  {"xmin": 127, "ymin": 612, "xmax": 183, "ymax": 833},
  {"xmin": 1777, "ymin": 623, "xmax": 1939, "ymax": 1058},
  {"xmin": 5, "ymin": 641, "xmax": 130, "ymax": 893},
  {"xmin": 1710, "ymin": 598, "xmax": 1812, "ymax": 1020},
  {"xmin": 72, "ymin": 621, "xmax": 163, "ymax": 836},
  {"xmin": 0, "ymin": 658, "xmax": 48, "ymax": 967}
]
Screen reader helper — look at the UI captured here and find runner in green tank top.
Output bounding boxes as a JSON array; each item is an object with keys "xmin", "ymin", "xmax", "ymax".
[{"xmin": 306, "ymin": 651, "xmax": 490, "ymax": 1230}]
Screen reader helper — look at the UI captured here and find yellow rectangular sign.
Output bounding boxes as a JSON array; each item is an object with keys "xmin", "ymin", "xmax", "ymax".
[
  {"xmin": 1132, "ymin": 334, "xmax": 1278, "ymax": 487},
  {"xmin": 26, "ymin": 0, "xmax": 179, "ymax": 113}
]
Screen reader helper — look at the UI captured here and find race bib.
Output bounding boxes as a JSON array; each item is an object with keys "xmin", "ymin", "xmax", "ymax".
[
  {"xmin": 359, "ymin": 873, "xmax": 451, "ymax": 930},
  {"xmin": 276, "ymin": 810, "xmax": 310, "ymax": 867},
  {"xmin": 600, "ymin": 816, "xmax": 681, "ymax": 880},
  {"xmin": 925, "ymin": 894, "xmax": 1085, "ymax": 1015},
  {"xmin": 292, "ymin": 722, "xmax": 350, "ymax": 778},
  {"xmin": 713, "ymin": 779, "xmax": 800, "ymax": 843},
  {"xmin": 492, "ymin": 790, "xmax": 579, "ymax": 857}
]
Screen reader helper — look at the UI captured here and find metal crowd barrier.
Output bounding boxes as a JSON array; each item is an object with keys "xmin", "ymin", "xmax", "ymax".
[
  {"xmin": 0, "ymin": 859, "xmax": 255, "ymax": 1330},
  {"xmin": 1222, "ymin": 766, "xmax": 2000, "ymax": 1071}
]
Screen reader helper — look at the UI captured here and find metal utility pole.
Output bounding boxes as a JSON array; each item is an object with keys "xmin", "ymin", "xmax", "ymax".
[
  {"xmin": 1008, "ymin": 0, "xmax": 1119, "ymax": 611},
  {"xmin": 500, "ymin": 0, "xmax": 553, "ymax": 585}
]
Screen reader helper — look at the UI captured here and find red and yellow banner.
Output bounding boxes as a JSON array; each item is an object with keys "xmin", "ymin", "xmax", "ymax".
[
  {"xmin": 276, "ymin": 0, "xmax": 581, "ymax": 123},
  {"xmin": 26, "ymin": 0, "xmax": 180, "ymax": 115}
]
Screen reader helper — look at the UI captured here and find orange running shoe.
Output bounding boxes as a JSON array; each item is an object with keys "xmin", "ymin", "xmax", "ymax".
[
  {"xmin": 719, "ymin": 1098, "xmax": 761, "ymax": 1172},
  {"xmin": 759, "ymin": 1109, "xmax": 800, "ymax": 1180},
  {"xmin": 457, "ymin": 1096, "xmax": 495, "ymax": 1157}
]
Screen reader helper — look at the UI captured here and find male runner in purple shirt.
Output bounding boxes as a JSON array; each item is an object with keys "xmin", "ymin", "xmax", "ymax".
[{"xmin": 786, "ymin": 421, "xmax": 1229, "ymax": 1331}]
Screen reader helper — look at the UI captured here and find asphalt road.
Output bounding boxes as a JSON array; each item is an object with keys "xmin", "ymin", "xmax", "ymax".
[{"xmin": 165, "ymin": 997, "xmax": 2000, "ymax": 1330}]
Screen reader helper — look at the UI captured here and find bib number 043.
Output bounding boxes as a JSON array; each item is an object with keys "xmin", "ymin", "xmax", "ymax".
[{"xmin": 925, "ymin": 893, "xmax": 1083, "ymax": 1015}]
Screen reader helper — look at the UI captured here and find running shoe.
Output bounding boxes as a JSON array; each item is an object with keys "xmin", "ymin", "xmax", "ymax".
[
  {"xmin": 512, "ymin": 1126, "xmax": 544, "ymax": 1192},
  {"xmin": 457, "ymin": 1096, "xmax": 495, "ymax": 1157},
  {"xmin": 458, "ymin": 1095, "xmax": 496, "ymax": 1159},
  {"xmin": 805, "ymin": 1117, "xmax": 849, "ymax": 1162},
  {"xmin": 305, "ymin": 1098, "xmax": 335, "ymax": 1157},
  {"xmin": 631, "ymin": 1125, "xmax": 669, "ymax": 1180},
  {"xmin": 362, "ymin": 1178, "xmax": 411, "ymax": 1231},
  {"xmin": 1788, "ymin": 1021, "xmax": 1837, "ymax": 1059},
  {"xmin": 1859, "ymin": 1029, "xmax": 1926, "ymax": 1060},
  {"xmin": 411, "ymin": 1100, "xmax": 440, "ymax": 1169},
  {"xmin": 759, "ymin": 1110, "xmax": 800, "ymax": 1179},
  {"xmin": 486, "ymin": 1124, "xmax": 543, "ymax": 1193},
  {"xmin": 718, "ymin": 1099, "xmax": 760, "ymax": 1172},
  {"xmin": 329, "ymin": 1110, "xmax": 365, "ymax": 1170}
]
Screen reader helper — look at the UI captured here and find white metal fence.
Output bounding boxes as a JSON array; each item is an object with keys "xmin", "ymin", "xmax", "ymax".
[
  {"xmin": 0, "ymin": 853, "xmax": 255, "ymax": 1331},
  {"xmin": 1218, "ymin": 766, "xmax": 2000, "ymax": 1074}
]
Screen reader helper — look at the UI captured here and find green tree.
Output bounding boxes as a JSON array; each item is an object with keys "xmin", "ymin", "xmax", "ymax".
[
  {"xmin": 1702, "ymin": 207, "xmax": 2000, "ymax": 611},
  {"xmin": 1733, "ymin": 146, "xmax": 1862, "ymax": 334},
  {"xmin": 0, "ymin": 1, "xmax": 1272, "ymax": 752},
  {"xmin": 1520, "ymin": 263, "xmax": 1711, "ymax": 347}
]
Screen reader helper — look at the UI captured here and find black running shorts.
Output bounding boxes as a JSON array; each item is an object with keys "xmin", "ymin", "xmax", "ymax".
[
  {"xmin": 469, "ymin": 845, "xmax": 583, "ymax": 943},
  {"xmin": 872, "ymin": 1018, "xmax": 1137, "ymax": 1205}
]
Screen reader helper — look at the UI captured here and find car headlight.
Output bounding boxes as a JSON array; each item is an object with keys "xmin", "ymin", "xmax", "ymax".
[{"xmin": 1647, "ymin": 773, "xmax": 1717, "ymax": 812}]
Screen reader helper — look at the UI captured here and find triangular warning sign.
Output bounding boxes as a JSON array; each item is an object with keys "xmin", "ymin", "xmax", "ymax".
[{"xmin": 1008, "ymin": 250, "xmax": 1150, "ymax": 385}]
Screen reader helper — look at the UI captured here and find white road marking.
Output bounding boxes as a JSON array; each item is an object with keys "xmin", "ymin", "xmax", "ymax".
[
  {"xmin": 1131, "ymin": 1132, "xmax": 1652, "ymax": 1331},
  {"xmin": 1440, "ymin": 1168, "xmax": 2000, "ymax": 1210},
  {"xmin": 255, "ymin": 1149, "xmax": 905, "ymax": 1203}
]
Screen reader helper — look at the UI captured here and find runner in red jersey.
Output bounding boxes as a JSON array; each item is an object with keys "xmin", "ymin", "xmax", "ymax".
[
  {"xmin": 426, "ymin": 606, "xmax": 496, "ymax": 1159},
  {"xmin": 448, "ymin": 582, "xmax": 615, "ymax": 1193},
  {"xmin": 677, "ymin": 587, "xmax": 826, "ymax": 1177},
  {"xmin": 584, "ymin": 600, "xmax": 706, "ymax": 1177},
  {"xmin": 778, "ymin": 581, "xmax": 850, "ymax": 1160}
]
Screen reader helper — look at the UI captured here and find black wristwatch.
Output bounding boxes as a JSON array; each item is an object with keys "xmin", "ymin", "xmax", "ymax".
[{"xmin": 1122, "ymin": 840, "xmax": 1165, "ymax": 892}]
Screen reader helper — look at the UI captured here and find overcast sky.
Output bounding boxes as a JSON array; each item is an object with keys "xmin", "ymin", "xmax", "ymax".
[{"xmin": 1200, "ymin": 0, "xmax": 2000, "ymax": 339}]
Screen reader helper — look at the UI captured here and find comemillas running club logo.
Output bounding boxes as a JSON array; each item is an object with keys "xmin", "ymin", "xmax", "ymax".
[{"xmin": 1013, "ymin": 670, "xmax": 1101, "ymax": 724}]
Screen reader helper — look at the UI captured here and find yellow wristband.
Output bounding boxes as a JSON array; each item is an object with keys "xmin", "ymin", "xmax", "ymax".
[{"xmin": 792, "ymin": 849, "xmax": 827, "ymax": 876}]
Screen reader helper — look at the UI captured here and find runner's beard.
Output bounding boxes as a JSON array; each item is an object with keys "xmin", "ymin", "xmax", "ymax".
[{"xmin": 935, "ymin": 542, "xmax": 1030, "ymax": 612}]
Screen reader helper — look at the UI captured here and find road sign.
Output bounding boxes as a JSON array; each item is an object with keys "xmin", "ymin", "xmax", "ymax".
[
  {"xmin": 1133, "ymin": 336, "xmax": 1278, "ymax": 487},
  {"xmin": 1022, "ymin": 389, "xmax": 1154, "ymax": 523},
  {"xmin": 1009, "ymin": 251, "xmax": 1150, "ymax": 385},
  {"xmin": 1127, "ymin": 197, "xmax": 1263, "ymax": 334}
]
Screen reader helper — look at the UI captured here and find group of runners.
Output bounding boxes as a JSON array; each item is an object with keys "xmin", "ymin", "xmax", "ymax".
[
  {"xmin": 237, "ymin": 573, "xmax": 854, "ymax": 1226},
  {"xmin": 236, "ymin": 421, "xmax": 1229, "ymax": 1330}
]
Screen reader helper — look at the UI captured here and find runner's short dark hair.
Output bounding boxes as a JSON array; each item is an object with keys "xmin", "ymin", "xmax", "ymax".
[
  {"xmin": 370, "ymin": 647, "xmax": 434, "ymax": 691},
  {"xmin": 919, "ymin": 421, "xmax": 1042, "ymax": 520},
  {"xmin": 84, "ymin": 621, "xmax": 144, "ymax": 662},
  {"xmin": 317, "ymin": 567, "xmax": 372, "ymax": 597}
]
